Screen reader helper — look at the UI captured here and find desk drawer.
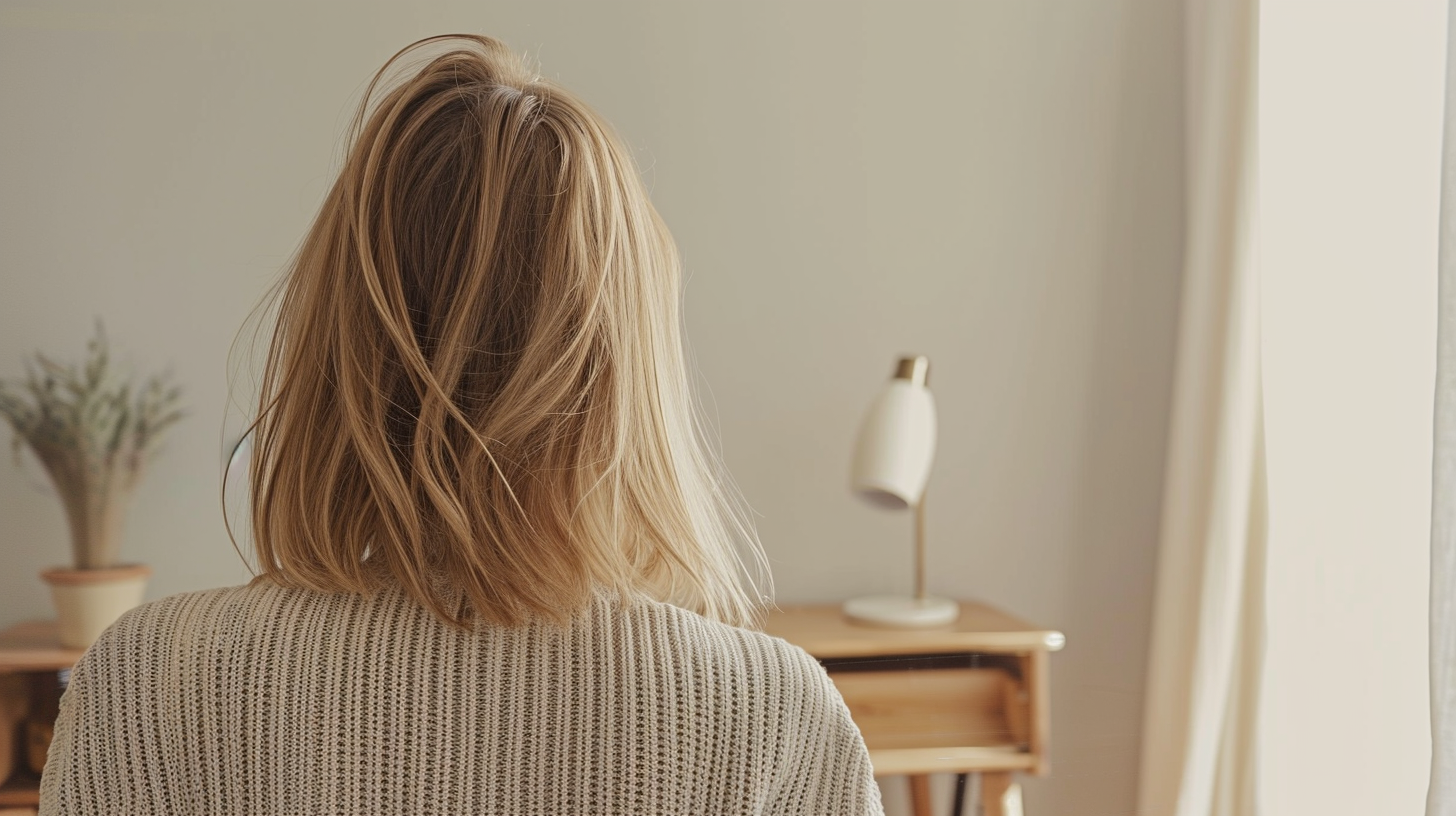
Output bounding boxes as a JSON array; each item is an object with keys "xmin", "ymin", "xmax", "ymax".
[
  {"xmin": 826, "ymin": 665, "xmax": 1029, "ymax": 753},
  {"xmin": 763, "ymin": 604, "xmax": 1058, "ymax": 779}
]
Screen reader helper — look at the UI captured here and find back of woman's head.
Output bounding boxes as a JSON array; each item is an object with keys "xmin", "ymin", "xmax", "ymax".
[{"xmin": 246, "ymin": 35, "xmax": 766, "ymax": 628}]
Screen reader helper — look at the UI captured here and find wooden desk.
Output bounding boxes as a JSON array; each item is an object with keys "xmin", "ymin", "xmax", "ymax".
[
  {"xmin": 0, "ymin": 621, "xmax": 82, "ymax": 814},
  {"xmin": 763, "ymin": 602, "xmax": 1064, "ymax": 816}
]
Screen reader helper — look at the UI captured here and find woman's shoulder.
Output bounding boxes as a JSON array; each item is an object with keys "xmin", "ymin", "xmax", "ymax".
[
  {"xmin": 90, "ymin": 583, "xmax": 249, "ymax": 642},
  {"xmin": 81, "ymin": 581, "xmax": 355, "ymax": 664},
  {"xmin": 99, "ymin": 580, "xmax": 301, "ymax": 630},
  {"xmin": 621, "ymin": 596, "xmax": 839, "ymax": 696}
]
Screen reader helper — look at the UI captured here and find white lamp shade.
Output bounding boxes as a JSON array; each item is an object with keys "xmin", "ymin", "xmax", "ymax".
[{"xmin": 851, "ymin": 379, "xmax": 937, "ymax": 508}]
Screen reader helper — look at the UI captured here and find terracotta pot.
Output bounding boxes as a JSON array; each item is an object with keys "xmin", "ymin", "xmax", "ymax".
[{"xmin": 40, "ymin": 565, "xmax": 150, "ymax": 649}]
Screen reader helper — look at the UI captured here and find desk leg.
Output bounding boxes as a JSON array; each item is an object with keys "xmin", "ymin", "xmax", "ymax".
[
  {"xmin": 980, "ymin": 772, "xmax": 1024, "ymax": 816},
  {"xmin": 908, "ymin": 774, "xmax": 932, "ymax": 816}
]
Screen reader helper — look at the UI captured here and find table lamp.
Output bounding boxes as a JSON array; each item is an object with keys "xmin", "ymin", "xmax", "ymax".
[{"xmin": 843, "ymin": 355, "xmax": 960, "ymax": 627}]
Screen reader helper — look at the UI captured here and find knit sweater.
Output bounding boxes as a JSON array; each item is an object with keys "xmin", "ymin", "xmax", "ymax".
[{"xmin": 38, "ymin": 582, "xmax": 883, "ymax": 816}]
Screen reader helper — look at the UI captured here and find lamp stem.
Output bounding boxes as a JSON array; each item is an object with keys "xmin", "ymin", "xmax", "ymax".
[{"xmin": 914, "ymin": 495, "xmax": 927, "ymax": 601}]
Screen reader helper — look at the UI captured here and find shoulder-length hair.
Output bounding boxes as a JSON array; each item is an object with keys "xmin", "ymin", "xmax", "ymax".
[{"xmin": 244, "ymin": 35, "xmax": 767, "ymax": 628}]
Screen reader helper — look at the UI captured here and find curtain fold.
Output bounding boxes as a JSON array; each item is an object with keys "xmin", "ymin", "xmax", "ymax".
[
  {"xmin": 1427, "ymin": 4, "xmax": 1456, "ymax": 813},
  {"xmin": 1137, "ymin": 0, "xmax": 1264, "ymax": 814}
]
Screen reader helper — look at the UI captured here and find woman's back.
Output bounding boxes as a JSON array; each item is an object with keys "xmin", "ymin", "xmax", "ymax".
[
  {"xmin": 41, "ymin": 583, "xmax": 879, "ymax": 815},
  {"xmin": 37, "ymin": 34, "xmax": 883, "ymax": 815}
]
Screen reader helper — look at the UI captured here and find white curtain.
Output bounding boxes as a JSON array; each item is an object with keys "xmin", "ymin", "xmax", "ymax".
[
  {"xmin": 1137, "ymin": 0, "xmax": 1264, "ymax": 814},
  {"xmin": 1428, "ymin": 4, "xmax": 1456, "ymax": 813}
]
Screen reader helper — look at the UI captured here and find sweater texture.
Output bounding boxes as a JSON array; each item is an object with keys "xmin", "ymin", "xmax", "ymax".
[{"xmin": 39, "ymin": 582, "xmax": 883, "ymax": 815}]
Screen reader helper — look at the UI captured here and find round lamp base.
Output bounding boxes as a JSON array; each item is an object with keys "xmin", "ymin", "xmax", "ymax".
[{"xmin": 841, "ymin": 595, "xmax": 960, "ymax": 628}]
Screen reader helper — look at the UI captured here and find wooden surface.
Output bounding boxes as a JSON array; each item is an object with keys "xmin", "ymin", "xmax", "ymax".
[
  {"xmin": 762, "ymin": 601, "xmax": 1065, "ymax": 658},
  {"xmin": 867, "ymin": 747, "xmax": 1037, "ymax": 777},
  {"xmin": 0, "ymin": 622, "xmax": 80, "ymax": 811},
  {"xmin": 0, "ymin": 677, "xmax": 28, "ymax": 789},
  {"xmin": 0, "ymin": 771, "xmax": 39, "ymax": 807},
  {"xmin": 765, "ymin": 599, "xmax": 1059, "ymax": 814},
  {"xmin": 908, "ymin": 774, "xmax": 932, "ymax": 816},
  {"xmin": 0, "ymin": 623, "xmax": 83, "ymax": 674},
  {"xmin": 1024, "ymin": 649, "xmax": 1051, "ymax": 775},
  {"xmin": 982, "ymin": 772, "xmax": 1023, "ymax": 816},
  {"xmin": 830, "ymin": 668, "xmax": 1019, "ymax": 750}
]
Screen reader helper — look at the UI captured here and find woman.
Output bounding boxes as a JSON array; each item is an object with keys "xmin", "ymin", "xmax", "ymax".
[{"xmin": 39, "ymin": 35, "xmax": 881, "ymax": 816}]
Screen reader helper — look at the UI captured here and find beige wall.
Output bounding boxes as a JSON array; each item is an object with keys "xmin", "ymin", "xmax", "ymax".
[{"xmin": 0, "ymin": 2, "xmax": 1184, "ymax": 814}]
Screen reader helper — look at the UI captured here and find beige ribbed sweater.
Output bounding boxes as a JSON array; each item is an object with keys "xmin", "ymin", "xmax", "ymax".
[{"xmin": 38, "ymin": 582, "xmax": 882, "ymax": 815}]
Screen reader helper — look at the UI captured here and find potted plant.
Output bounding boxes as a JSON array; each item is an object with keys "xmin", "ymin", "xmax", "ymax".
[{"xmin": 0, "ymin": 326, "xmax": 183, "ymax": 648}]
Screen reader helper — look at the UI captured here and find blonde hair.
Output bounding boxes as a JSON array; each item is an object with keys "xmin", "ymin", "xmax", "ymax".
[{"xmin": 244, "ymin": 35, "xmax": 767, "ymax": 628}]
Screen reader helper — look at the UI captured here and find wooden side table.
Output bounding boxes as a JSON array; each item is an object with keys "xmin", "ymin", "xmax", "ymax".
[
  {"xmin": 763, "ymin": 601, "xmax": 1064, "ymax": 816},
  {"xmin": 0, "ymin": 622, "xmax": 85, "ymax": 815}
]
